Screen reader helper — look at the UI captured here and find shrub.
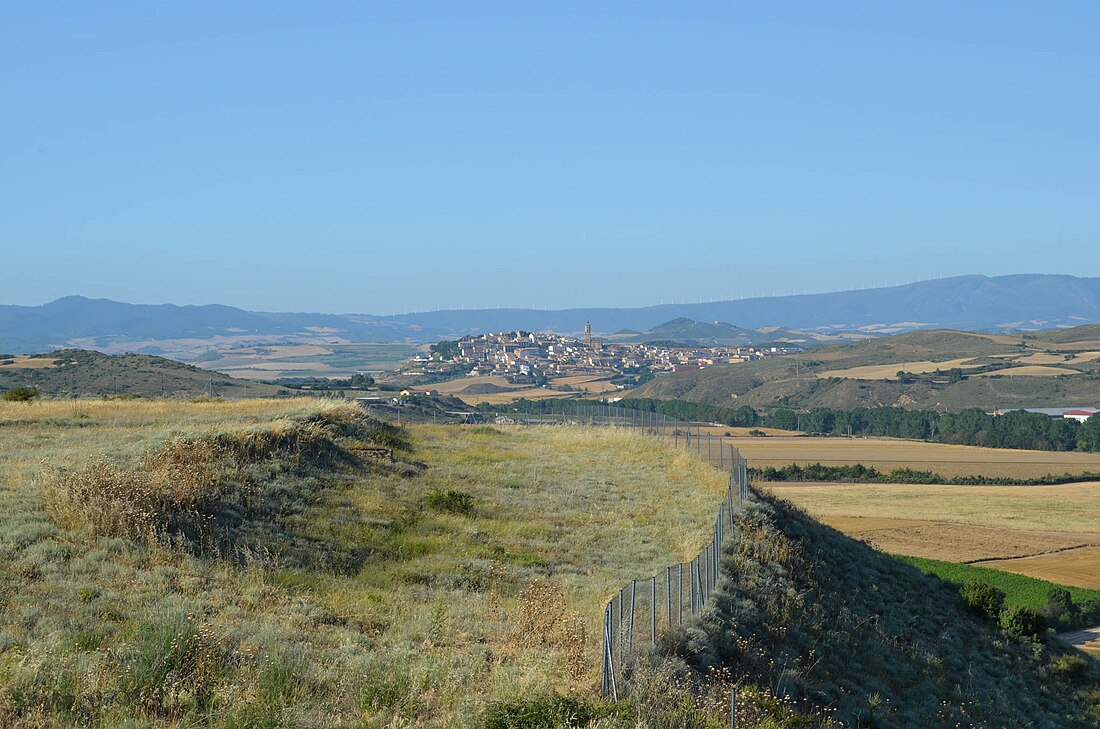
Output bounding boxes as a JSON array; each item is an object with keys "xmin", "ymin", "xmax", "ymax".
[
  {"xmin": 1050, "ymin": 654, "xmax": 1088, "ymax": 680},
  {"xmin": 424, "ymin": 489, "xmax": 475, "ymax": 515},
  {"xmin": 959, "ymin": 581, "xmax": 1005, "ymax": 621},
  {"xmin": 41, "ymin": 437, "xmax": 223, "ymax": 543},
  {"xmin": 1000, "ymin": 605, "xmax": 1046, "ymax": 640},
  {"xmin": 482, "ymin": 693, "xmax": 602, "ymax": 729},
  {"xmin": 2, "ymin": 386, "xmax": 39, "ymax": 402}
]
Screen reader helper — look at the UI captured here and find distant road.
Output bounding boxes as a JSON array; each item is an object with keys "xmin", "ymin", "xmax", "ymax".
[{"xmin": 1058, "ymin": 625, "xmax": 1100, "ymax": 654}]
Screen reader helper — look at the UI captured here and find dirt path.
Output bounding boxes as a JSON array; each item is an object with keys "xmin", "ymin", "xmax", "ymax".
[{"xmin": 1059, "ymin": 625, "xmax": 1100, "ymax": 654}]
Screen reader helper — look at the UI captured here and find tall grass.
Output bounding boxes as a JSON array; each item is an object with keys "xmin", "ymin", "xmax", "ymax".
[{"xmin": 0, "ymin": 401, "xmax": 734, "ymax": 727}]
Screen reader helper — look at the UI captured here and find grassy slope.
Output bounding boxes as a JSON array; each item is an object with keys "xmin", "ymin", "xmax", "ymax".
[
  {"xmin": 0, "ymin": 349, "xmax": 282, "ymax": 398},
  {"xmin": 895, "ymin": 555, "xmax": 1100, "ymax": 610},
  {"xmin": 631, "ymin": 328, "xmax": 1100, "ymax": 409},
  {"xmin": 672, "ymin": 493, "xmax": 1100, "ymax": 728},
  {"xmin": 0, "ymin": 399, "xmax": 728, "ymax": 727}
]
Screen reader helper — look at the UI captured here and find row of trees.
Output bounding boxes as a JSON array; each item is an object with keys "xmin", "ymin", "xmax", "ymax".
[{"xmin": 613, "ymin": 398, "xmax": 1100, "ymax": 453}]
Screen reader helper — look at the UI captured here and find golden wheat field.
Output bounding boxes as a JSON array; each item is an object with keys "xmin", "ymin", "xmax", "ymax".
[
  {"xmin": 816, "ymin": 358, "xmax": 984, "ymax": 380},
  {"xmin": 975, "ymin": 547, "xmax": 1100, "ymax": 590},
  {"xmin": 976, "ymin": 365, "xmax": 1081, "ymax": 377},
  {"xmin": 762, "ymin": 481, "xmax": 1100, "ymax": 588},
  {"xmin": 730, "ymin": 435, "xmax": 1100, "ymax": 478},
  {"xmin": 723, "ymin": 434, "xmax": 1100, "ymax": 589}
]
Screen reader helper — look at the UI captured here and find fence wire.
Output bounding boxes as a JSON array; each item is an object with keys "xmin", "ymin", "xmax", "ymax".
[{"xmin": 494, "ymin": 402, "xmax": 751, "ymax": 701}]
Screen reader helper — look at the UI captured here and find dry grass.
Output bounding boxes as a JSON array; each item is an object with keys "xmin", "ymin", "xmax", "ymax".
[
  {"xmin": 0, "ymin": 356, "xmax": 61, "ymax": 369},
  {"xmin": 976, "ymin": 364, "xmax": 1082, "ymax": 377},
  {"xmin": 763, "ymin": 481, "xmax": 1100, "ymax": 588},
  {"xmin": 1016, "ymin": 352, "xmax": 1072, "ymax": 365},
  {"xmin": 456, "ymin": 388, "xmax": 568, "ymax": 405},
  {"xmin": 816, "ymin": 357, "xmax": 983, "ymax": 380},
  {"xmin": 0, "ymin": 400, "xmax": 728, "ymax": 727},
  {"xmin": 429, "ymin": 374, "xmax": 516, "ymax": 394},
  {"xmin": 975, "ymin": 547, "xmax": 1100, "ymax": 589}
]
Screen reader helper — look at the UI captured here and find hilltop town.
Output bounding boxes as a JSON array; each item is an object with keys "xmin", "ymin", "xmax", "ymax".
[{"xmin": 406, "ymin": 322, "xmax": 799, "ymax": 386}]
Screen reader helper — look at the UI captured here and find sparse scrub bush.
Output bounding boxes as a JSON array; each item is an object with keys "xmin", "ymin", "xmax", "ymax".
[
  {"xmin": 959, "ymin": 580, "xmax": 1005, "ymax": 622},
  {"xmin": 511, "ymin": 580, "xmax": 588, "ymax": 680},
  {"xmin": 2, "ymin": 386, "xmax": 39, "ymax": 402},
  {"xmin": 1050, "ymin": 653, "xmax": 1088, "ymax": 680}
]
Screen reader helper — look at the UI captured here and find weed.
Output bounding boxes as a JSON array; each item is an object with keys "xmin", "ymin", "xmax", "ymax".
[{"xmin": 424, "ymin": 488, "xmax": 476, "ymax": 515}]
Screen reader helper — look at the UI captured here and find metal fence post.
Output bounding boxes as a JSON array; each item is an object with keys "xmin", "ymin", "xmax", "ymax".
[
  {"xmin": 628, "ymin": 580, "xmax": 637, "ymax": 656},
  {"xmin": 604, "ymin": 605, "xmax": 618, "ymax": 701},
  {"xmin": 651, "ymin": 575, "xmax": 656, "ymax": 646},
  {"xmin": 617, "ymin": 588, "xmax": 624, "ymax": 671},
  {"xmin": 666, "ymin": 566, "xmax": 672, "ymax": 630},
  {"xmin": 678, "ymin": 562, "xmax": 684, "ymax": 624}
]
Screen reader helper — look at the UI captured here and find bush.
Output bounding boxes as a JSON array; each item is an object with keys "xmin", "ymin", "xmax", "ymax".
[
  {"xmin": 1000, "ymin": 605, "xmax": 1046, "ymax": 640},
  {"xmin": 424, "ymin": 489, "xmax": 475, "ymax": 515},
  {"xmin": 2, "ymin": 386, "xmax": 39, "ymax": 402},
  {"xmin": 959, "ymin": 581, "xmax": 1005, "ymax": 621},
  {"xmin": 1050, "ymin": 654, "xmax": 1088, "ymax": 680}
]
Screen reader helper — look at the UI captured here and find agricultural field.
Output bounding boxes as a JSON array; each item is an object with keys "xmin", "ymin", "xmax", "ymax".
[
  {"xmin": 0, "ymin": 398, "xmax": 727, "ymax": 727},
  {"xmin": 195, "ymin": 343, "xmax": 425, "ymax": 379},
  {"xmin": 730, "ymin": 434, "xmax": 1100, "ymax": 478},
  {"xmin": 723, "ymin": 434, "xmax": 1100, "ymax": 590},
  {"xmin": 414, "ymin": 373, "xmax": 619, "ymax": 406},
  {"xmin": 816, "ymin": 357, "xmax": 987, "ymax": 379}
]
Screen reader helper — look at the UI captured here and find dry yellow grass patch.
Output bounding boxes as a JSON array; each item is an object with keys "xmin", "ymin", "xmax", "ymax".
[
  {"xmin": 456, "ymin": 388, "xmax": 570, "ymax": 405},
  {"xmin": 733, "ymin": 435, "xmax": 1100, "ymax": 478},
  {"xmin": 218, "ymin": 361, "xmax": 338, "ymax": 372},
  {"xmin": 816, "ymin": 358, "xmax": 982, "ymax": 380},
  {"xmin": 975, "ymin": 546, "xmax": 1100, "ymax": 590},
  {"xmin": 819, "ymin": 516, "xmax": 1094, "ymax": 563},
  {"xmin": 553, "ymin": 374, "xmax": 619, "ymax": 394},
  {"xmin": 977, "ymin": 365, "xmax": 1081, "ymax": 377},
  {"xmin": 763, "ymin": 480, "xmax": 1100, "ymax": 588},
  {"xmin": 1015, "ymin": 352, "xmax": 1072, "ymax": 365},
  {"xmin": 0, "ymin": 355, "xmax": 62, "ymax": 369},
  {"xmin": 762, "ymin": 481, "xmax": 1100, "ymax": 534},
  {"xmin": 430, "ymin": 375, "xmax": 516, "ymax": 394}
]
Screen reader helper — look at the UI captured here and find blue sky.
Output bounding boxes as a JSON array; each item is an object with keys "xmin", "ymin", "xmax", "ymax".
[{"xmin": 2, "ymin": 2, "xmax": 1097, "ymax": 314}]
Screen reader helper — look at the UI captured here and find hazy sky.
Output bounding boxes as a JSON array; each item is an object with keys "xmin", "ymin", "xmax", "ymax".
[{"xmin": 2, "ymin": 3, "xmax": 1098, "ymax": 314}]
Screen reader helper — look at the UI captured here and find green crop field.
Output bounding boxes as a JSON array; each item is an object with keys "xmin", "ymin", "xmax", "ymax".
[{"xmin": 894, "ymin": 555, "xmax": 1100, "ymax": 610}]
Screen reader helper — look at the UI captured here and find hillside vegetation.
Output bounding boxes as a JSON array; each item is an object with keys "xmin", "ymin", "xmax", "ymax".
[
  {"xmin": 0, "ymin": 349, "xmax": 281, "ymax": 398},
  {"xmin": 662, "ymin": 493, "xmax": 1100, "ymax": 727},
  {"xmin": 631, "ymin": 327, "xmax": 1100, "ymax": 410},
  {"xmin": 0, "ymin": 399, "xmax": 734, "ymax": 727}
]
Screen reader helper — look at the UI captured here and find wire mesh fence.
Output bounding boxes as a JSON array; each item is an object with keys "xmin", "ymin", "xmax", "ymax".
[
  {"xmin": 600, "ymin": 443, "xmax": 749, "ymax": 700},
  {"xmin": 499, "ymin": 401, "xmax": 752, "ymax": 702}
]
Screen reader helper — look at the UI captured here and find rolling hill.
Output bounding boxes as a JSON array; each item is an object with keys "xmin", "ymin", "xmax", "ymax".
[
  {"xmin": 604, "ymin": 317, "xmax": 871, "ymax": 348},
  {"xmin": 7, "ymin": 274, "xmax": 1100, "ymax": 356},
  {"xmin": 664, "ymin": 492, "xmax": 1100, "ymax": 726},
  {"xmin": 0, "ymin": 349, "xmax": 282, "ymax": 398},
  {"xmin": 630, "ymin": 326, "xmax": 1100, "ymax": 410}
]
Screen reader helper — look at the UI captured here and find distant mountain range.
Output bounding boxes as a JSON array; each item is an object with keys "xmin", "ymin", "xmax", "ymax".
[{"xmin": 4, "ymin": 274, "xmax": 1100, "ymax": 357}]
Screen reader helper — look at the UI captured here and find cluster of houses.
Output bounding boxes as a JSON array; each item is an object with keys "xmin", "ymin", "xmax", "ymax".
[{"xmin": 416, "ymin": 326, "xmax": 795, "ymax": 382}]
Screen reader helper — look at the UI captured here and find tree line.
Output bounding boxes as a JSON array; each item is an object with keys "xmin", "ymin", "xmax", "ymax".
[
  {"xmin": 751, "ymin": 462, "xmax": 1100, "ymax": 486},
  {"xmin": 608, "ymin": 398, "xmax": 1100, "ymax": 453}
]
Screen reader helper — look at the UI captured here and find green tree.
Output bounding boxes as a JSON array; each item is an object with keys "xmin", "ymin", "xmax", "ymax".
[
  {"xmin": 1000, "ymin": 605, "xmax": 1046, "ymax": 640},
  {"xmin": 959, "ymin": 581, "xmax": 1005, "ymax": 622},
  {"xmin": 2, "ymin": 386, "xmax": 39, "ymax": 402},
  {"xmin": 1077, "ymin": 414, "xmax": 1100, "ymax": 452},
  {"xmin": 348, "ymin": 372, "xmax": 375, "ymax": 389}
]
